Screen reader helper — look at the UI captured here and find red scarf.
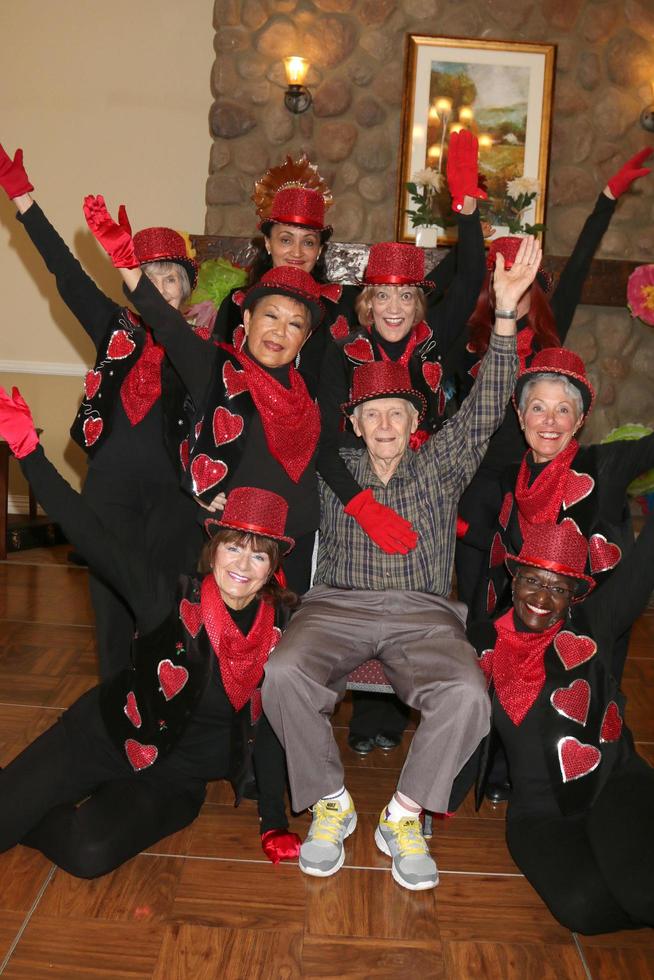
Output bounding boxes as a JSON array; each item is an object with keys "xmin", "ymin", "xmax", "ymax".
[
  {"xmin": 200, "ymin": 575, "xmax": 276, "ymax": 711},
  {"xmin": 232, "ymin": 349, "xmax": 320, "ymax": 483},
  {"xmin": 516, "ymin": 326, "xmax": 536, "ymax": 371},
  {"xmin": 373, "ymin": 323, "xmax": 422, "ymax": 366},
  {"xmin": 515, "ymin": 440, "xmax": 579, "ymax": 536},
  {"xmin": 120, "ymin": 329, "xmax": 165, "ymax": 425},
  {"xmin": 492, "ymin": 610, "xmax": 563, "ymax": 725}
]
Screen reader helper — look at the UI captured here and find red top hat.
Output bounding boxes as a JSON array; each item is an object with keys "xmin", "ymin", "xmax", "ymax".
[
  {"xmin": 487, "ymin": 236, "xmax": 552, "ymax": 292},
  {"xmin": 363, "ymin": 242, "xmax": 432, "ymax": 288},
  {"xmin": 505, "ymin": 522, "xmax": 595, "ymax": 598},
  {"xmin": 204, "ymin": 487, "xmax": 294, "ymax": 554},
  {"xmin": 133, "ymin": 227, "xmax": 198, "ymax": 290},
  {"xmin": 342, "ymin": 360, "xmax": 427, "ymax": 421},
  {"xmin": 253, "ymin": 154, "xmax": 333, "ymax": 232},
  {"xmin": 513, "ymin": 346, "xmax": 595, "ymax": 418},
  {"xmin": 265, "ymin": 186, "xmax": 328, "ymax": 231},
  {"xmin": 241, "ymin": 266, "xmax": 330, "ymax": 331}
]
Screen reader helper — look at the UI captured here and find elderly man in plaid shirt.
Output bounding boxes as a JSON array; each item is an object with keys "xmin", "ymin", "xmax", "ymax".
[{"xmin": 263, "ymin": 237, "xmax": 541, "ymax": 891}]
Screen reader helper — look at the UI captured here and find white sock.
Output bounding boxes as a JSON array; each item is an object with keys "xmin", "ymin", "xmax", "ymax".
[
  {"xmin": 322, "ymin": 787, "xmax": 351, "ymax": 810},
  {"xmin": 385, "ymin": 792, "xmax": 421, "ymax": 823}
]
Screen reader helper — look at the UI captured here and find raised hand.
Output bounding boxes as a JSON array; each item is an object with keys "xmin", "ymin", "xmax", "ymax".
[
  {"xmin": 607, "ymin": 148, "xmax": 652, "ymax": 199},
  {"xmin": 493, "ymin": 235, "xmax": 542, "ymax": 312},
  {"xmin": 83, "ymin": 194, "xmax": 138, "ymax": 269},
  {"xmin": 0, "ymin": 387, "xmax": 40, "ymax": 459},
  {"xmin": 0, "ymin": 144, "xmax": 33, "ymax": 199},
  {"xmin": 446, "ymin": 130, "xmax": 488, "ymax": 213}
]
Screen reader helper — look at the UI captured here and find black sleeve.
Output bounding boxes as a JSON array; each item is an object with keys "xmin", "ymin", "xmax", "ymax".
[
  {"xmin": 425, "ymin": 245, "xmax": 457, "ymax": 301},
  {"xmin": 596, "ymin": 435, "xmax": 654, "ymax": 522},
  {"xmin": 425, "ymin": 209, "xmax": 485, "ymax": 358},
  {"xmin": 125, "ymin": 275, "xmax": 216, "ymax": 407},
  {"xmin": 20, "ymin": 446, "xmax": 171, "ymax": 634},
  {"xmin": 550, "ymin": 193, "xmax": 617, "ymax": 343},
  {"xmin": 16, "ymin": 202, "xmax": 120, "ymax": 349},
  {"xmin": 316, "ymin": 342, "xmax": 362, "ymax": 505},
  {"xmin": 213, "ymin": 290, "xmax": 241, "ymax": 344}
]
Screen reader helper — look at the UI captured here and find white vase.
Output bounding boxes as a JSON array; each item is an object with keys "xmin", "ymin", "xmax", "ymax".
[{"xmin": 415, "ymin": 226, "xmax": 438, "ymax": 248}]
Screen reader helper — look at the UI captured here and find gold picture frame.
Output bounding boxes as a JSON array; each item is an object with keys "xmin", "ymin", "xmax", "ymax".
[{"xmin": 396, "ymin": 34, "xmax": 555, "ymax": 245}]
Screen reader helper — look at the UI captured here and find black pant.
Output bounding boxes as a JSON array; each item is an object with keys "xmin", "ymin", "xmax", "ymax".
[
  {"xmin": 82, "ymin": 468, "xmax": 203, "ymax": 678},
  {"xmin": 506, "ymin": 756, "xmax": 654, "ymax": 934},
  {"xmin": 455, "ymin": 469, "xmax": 504, "ymax": 613},
  {"xmin": 349, "ymin": 691, "xmax": 410, "ymax": 739},
  {"xmin": 282, "ymin": 530, "xmax": 316, "ymax": 597}
]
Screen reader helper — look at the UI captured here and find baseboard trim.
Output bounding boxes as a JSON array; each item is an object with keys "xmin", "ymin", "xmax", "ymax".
[{"xmin": 0, "ymin": 359, "xmax": 87, "ymax": 378}]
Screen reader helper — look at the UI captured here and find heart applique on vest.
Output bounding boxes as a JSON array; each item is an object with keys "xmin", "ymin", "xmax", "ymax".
[
  {"xmin": 179, "ymin": 599, "xmax": 203, "ymax": 638},
  {"xmin": 157, "ymin": 659, "xmax": 189, "ymax": 701},
  {"xmin": 83, "ymin": 417, "xmax": 103, "ymax": 447},
  {"xmin": 190, "ymin": 454, "xmax": 228, "ymax": 495},
  {"xmin": 553, "ymin": 631, "xmax": 597, "ymax": 670},
  {"xmin": 212, "ymin": 406, "xmax": 244, "ymax": 446},
  {"xmin": 557, "ymin": 736, "xmax": 601, "ymax": 783},
  {"xmin": 106, "ymin": 329, "xmax": 136, "ymax": 360},
  {"xmin": 124, "ymin": 738, "xmax": 158, "ymax": 771},
  {"xmin": 599, "ymin": 701, "xmax": 623, "ymax": 743},
  {"xmin": 123, "ymin": 691, "xmax": 142, "ymax": 728},
  {"xmin": 589, "ymin": 534, "xmax": 621, "ymax": 575},
  {"xmin": 550, "ymin": 679, "xmax": 591, "ymax": 726}
]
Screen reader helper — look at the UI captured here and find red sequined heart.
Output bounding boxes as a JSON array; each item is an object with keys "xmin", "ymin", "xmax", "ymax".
[
  {"xmin": 83, "ymin": 417, "xmax": 103, "ymax": 447},
  {"xmin": 84, "ymin": 370, "xmax": 101, "ymax": 399},
  {"xmin": 422, "ymin": 361, "xmax": 443, "ymax": 392},
  {"xmin": 562, "ymin": 470, "xmax": 595, "ymax": 510},
  {"xmin": 190, "ymin": 454, "xmax": 227, "ymax": 495},
  {"xmin": 330, "ymin": 315, "xmax": 350, "ymax": 340},
  {"xmin": 124, "ymin": 691, "xmax": 142, "ymax": 728},
  {"xmin": 106, "ymin": 329, "xmax": 136, "ymax": 360},
  {"xmin": 344, "ymin": 338, "xmax": 374, "ymax": 362},
  {"xmin": 589, "ymin": 534, "xmax": 621, "ymax": 575},
  {"xmin": 223, "ymin": 361, "xmax": 248, "ymax": 398},
  {"xmin": 124, "ymin": 738, "xmax": 158, "ymax": 771},
  {"xmin": 157, "ymin": 659, "xmax": 189, "ymax": 700},
  {"xmin": 558, "ymin": 736, "xmax": 601, "ymax": 782},
  {"xmin": 554, "ymin": 631, "xmax": 597, "ymax": 670},
  {"xmin": 599, "ymin": 701, "xmax": 622, "ymax": 743},
  {"xmin": 489, "ymin": 532, "xmax": 506, "ymax": 567},
  {"xmin": 179, "ymin": 599, "xmax": 203, "ymax": 638},
  {"xmin": 499, "ymin": 492, "xmax": 513, "ymax": 530},
  {"xmin": 212, "ymin": 406, "xmax": 244, "ymax": 446},
  {"xmin": 232, "ymin": 325, "xmax": 245, "ymax": 351},
  {"xmin": 487, "ymin": 579, "xmax": 496, "ymax": 614},
  {"xmin": 560, "ymin": 516, "xmax": 582, "ymax": 535},
  {"xmin": 550, "ymin": 679, "xmax": 590, "ymax": 726},
  {"xmin": 413, "ymin": 321, "xmax": 432, "ymax": 345},
  {"xmin": 179, "ymin": 438, "xmax": 189, "ymax": 471}
]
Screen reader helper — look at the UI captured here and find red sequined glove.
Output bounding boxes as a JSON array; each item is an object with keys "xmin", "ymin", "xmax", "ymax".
[
  {"xmin": 261, "ymin": 829, "xmax": 301, "ymax": 864},
  {"xmin": 344, "ymin": 488, "xmax": 419, "ymax": 554},
  {"xmin": 0, "ymin": 144, "xmax": 33, "ymax": 199},
  {"xmin": 0, "ymin": 387, "xmax": 39, "ymax": 459},
  {"xmin": 607, "ymin": 148, "xmax": 652, "ymax": 199},
  {"xmin": 446, "ymin": 130, "xmax": 488, "ymax": 213},
  {"xmin": 82, "ymin": 194, "xmax": 138, "ymax": 268}
]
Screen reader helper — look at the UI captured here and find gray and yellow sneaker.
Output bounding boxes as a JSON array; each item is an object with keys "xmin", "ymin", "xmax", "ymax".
[
  {"xmin": 375, "ymin": 808, "xmax": 438, "ymax": 890},
  {"xmin": 299, "ymin": 795, "xmax": 357, "ymax": 877}
]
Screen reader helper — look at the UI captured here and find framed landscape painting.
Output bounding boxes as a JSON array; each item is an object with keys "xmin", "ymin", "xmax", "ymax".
[{"xmin": 396, "ymin": 35, "xmax": 555, "ymax": 245}]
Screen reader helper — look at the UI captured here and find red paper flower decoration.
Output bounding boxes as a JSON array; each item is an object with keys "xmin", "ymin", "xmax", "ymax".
[{"xmin": 627, "ymin": 264, "xmax": 654, "ymax": 326}]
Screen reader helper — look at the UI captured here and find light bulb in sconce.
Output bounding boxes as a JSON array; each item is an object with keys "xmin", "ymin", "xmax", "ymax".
[
  {"xmin": 283, "ymin": 56, "xmax": 312, "ymax": 113},
  {"xmin": 641, "ymin": 81, "xmax": 654, "ymax": 133}
]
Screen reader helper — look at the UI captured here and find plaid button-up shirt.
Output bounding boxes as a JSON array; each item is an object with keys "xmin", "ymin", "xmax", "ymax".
[{"xmin": 315, "ymin": 333, "xmax": 517, "ymax": 595}]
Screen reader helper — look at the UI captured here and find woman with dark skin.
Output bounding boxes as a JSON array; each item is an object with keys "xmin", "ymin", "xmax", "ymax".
[
  {"xmin": 466, "ymin": 520, "xmax": 654, "ymax": 934},
  {"xmin": 0, "ymin": 384, "xmax": 301, "ymax": 874}
]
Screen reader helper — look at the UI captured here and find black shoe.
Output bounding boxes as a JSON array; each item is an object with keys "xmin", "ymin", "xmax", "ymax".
[
  {"xmin": 485, "ymin": 780, "xmax": 512, "ymax": 804},
  {"xmin": 347, "ymin": 733, "xmax": 376, "ymax": 755},
  {"xmin": 374, "ymin": 731, "xmax": 402, "ymax": 751}
]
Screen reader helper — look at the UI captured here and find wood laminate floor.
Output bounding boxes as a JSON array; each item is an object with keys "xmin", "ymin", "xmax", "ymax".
[{"xmin": 0, "ymin": 546, "xmax": 652, "ymax": 978}]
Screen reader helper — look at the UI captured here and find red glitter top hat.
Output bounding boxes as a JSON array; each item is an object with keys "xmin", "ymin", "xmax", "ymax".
[
  {"xmin": 342, "ymin": 360, "xmax": 427, "ymax": 421},
  {"xmin": 506, "ymin": 522, "xmax": 595, "ymax": 598},
  {"xmin": 241, "ymin": 266, "xmax": 330, "ymax": 331},
  {"xmin": 363, "ymin": 242, "xmax": 432, "ymax": 288},
  {"xmin": 253, "ymin": 154, "xmax": 333, "ymax": 232},
  {"xmin": 133, "ymin": 227, "xmax": 198, "ymax": 289},
  {"xmin": 487, "ymin": 235, "xmax": 552, "ymax": 293},
  {"xmin": 204, "ymin": 487, "xmax": 294, "ymax": 554},
  {"xmin": 268, "ymin": 187, "xmax": 327, "ymax": 230},
  {"xmin": 513, "ymin": 346, "xmax": 595, "ymax": 419}
]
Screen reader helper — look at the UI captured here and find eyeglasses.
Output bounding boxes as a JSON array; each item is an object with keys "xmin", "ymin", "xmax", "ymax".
[{"xmin": 514, "ymin": 573, "xmax": 575, "ymax": 600}]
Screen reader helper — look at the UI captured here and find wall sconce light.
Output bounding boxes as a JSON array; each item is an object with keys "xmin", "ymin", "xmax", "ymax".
[
  {"xmin": 284, "ymin": 57, "xmax": 312, "ymax": 114},
  {"xmin": 641, "ymin": 82, "xmax": 654, "ymax": 132}
]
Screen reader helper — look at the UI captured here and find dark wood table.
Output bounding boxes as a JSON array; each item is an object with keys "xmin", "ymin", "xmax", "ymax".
[{"xmin": 0, "ymin": 433, "xmax": 41, "ymax": 561}]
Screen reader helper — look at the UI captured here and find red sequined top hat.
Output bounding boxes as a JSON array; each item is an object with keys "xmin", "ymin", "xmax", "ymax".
[
  {"xmin": 269, "ymin": 187, "xmax": 326, "ymax": 230},
  {"xmin": 486, "ymin": 235, "xmax": 552, "ymax": 293},
  {"xmin": 363, "ymin": 242, "xmax": 432, "ymax": 288},
  {"xmin": 342, "ymin": 360, "xmax": 427, "ymax": 421},
  {"xmin": 204, "ymin": 487, "xmax": 295, "ymax": 554},
  {"xmin": 241, "ymin": 266, "xmax": 328, "ymax": 331},
  {"xmin": 252, "ymin": 154, "xmax": 333, "ymax": 232},
  {"xmin": 505, "ymin": 522, "xmax": 595, "ymax": 598},
  {"xmin": 133, "ymin": 227, "xmax": 199, "ymax": 290},
  {"xmin": 513, "ymin": 346, "xmax": 595, "ymax": 418}
]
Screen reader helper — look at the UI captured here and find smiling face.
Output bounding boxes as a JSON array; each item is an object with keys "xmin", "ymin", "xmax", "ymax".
[
  {"xmin": 243, "ymin": 294, "xmax": 311, "ymax": 369},
  {"xmin": 351, "ymin": 397, "xmax": 418, "ymax": 478},
  {"xmin": 265, "ymin": 223, "xmax": 322, "ymax": 274},
  {"xmin": 512, "ymin": 564, "xmax": 576, "ymax": 631},
  {"xmin": 211, "ymin": 538, "xmax": 273, "ymax": 610},
  {"xmin": 518, "ymin": 378, "xmax": 583, "ymax": 463},
  {"xmin": 369, "ymin": 285, "xmax": 419, "ymax": 343}
]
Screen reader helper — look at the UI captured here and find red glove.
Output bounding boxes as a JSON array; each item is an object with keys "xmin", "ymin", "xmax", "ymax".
[
  {"xmin": 0, "ymin": 144, "xmax": 33, "ymax": 199},
  {"xmin": 0, "ymin": 387, "xmax": 39, "ymax": 459},
  {"xmin": 344, "ymin": 488, "xmax": 418, "ymax": 554},
  {"xmin": 82, "ymin": 194, "xmax": 138, "ymax": 268},
  {"xmin": 446, "ymin": 130, "xmax": 488, "ymax": 213},
  {"xmin": 607, "ymin": 148, "xmax": 652, "ymax": 199},
  {"xmin": 260, "ymin": 829, "xmax": 301, "ymax": 864}
]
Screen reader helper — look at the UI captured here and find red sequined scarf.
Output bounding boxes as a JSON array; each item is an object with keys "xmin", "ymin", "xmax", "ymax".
[
  {"xmin": 120, "ymin": 329, "xmax": 165, "ymax": 425},
  {"xmin": 516, "ymin": 326, "xmax": 536, "ymax": 371},
  {"xmin": 492, "ymin": 610, "xmax": 563, "ymax": 725},
  {"xmin": 372, "ymin": 323, "xmax": 423, "ymax": 366},
  {"xmin": 515, "ymin": 440, "xmax": 579, "ymax": 536},
  {"xmin": 200, "ymin": 575, "xmax": 276, "ymax": 711},
  {"xmin": 232, "ymin": 349, "xmax": 320, "ymax": 483}
]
